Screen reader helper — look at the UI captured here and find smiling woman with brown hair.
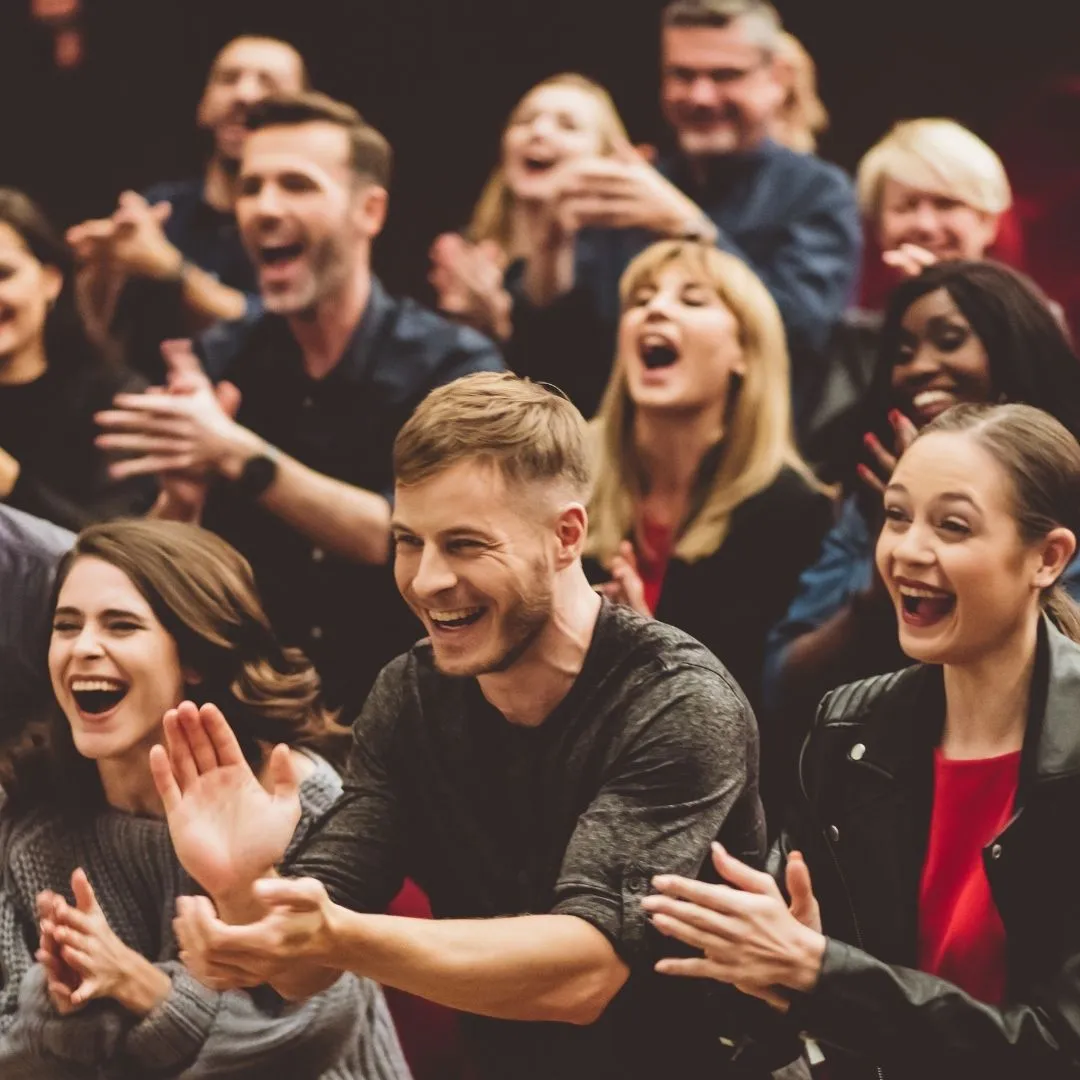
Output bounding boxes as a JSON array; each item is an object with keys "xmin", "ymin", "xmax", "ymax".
[
  {"xmin": 0, "ymin": 518, "xmax": 409, "ymax": 1080},
  {"xmin": 645, "ymin": 402, "xmax": 1080, "ymax": 1079}
]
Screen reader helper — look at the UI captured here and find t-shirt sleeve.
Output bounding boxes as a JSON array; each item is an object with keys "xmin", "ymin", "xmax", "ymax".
[
  {"xmin": 550, "ymin": 664, "xmax": 757, "ymax": 967},
  {"xmin": 283, "ymin": 659, "xmax": 409, "ymax": 912}
]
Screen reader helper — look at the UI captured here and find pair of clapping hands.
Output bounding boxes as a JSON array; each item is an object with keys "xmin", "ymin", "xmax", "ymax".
[{"xmin": 38, "ymin": 702, "xmax": 338, "ymax": 1014}]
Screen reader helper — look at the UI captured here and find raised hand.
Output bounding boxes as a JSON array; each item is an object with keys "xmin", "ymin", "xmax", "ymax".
[
  {"xmin": 882, "ymin": 243, "xmax": 938, "ymax": 280},
  {"xmin": 95, "ymin": 339, "xmax": 259, "ymax": 483},
  {"xmin": 857, "ymin": 408, "xmax": 919, "ymax": 496},
  {"xmin": 149, "ymin": 701, "xmax": 301, "ymax": 909},
  {"xmin": 428, "ymin": 234, "xmax": 512, "ymax": 340},
  {"xmin": 595, "ymin": 540, "xmax": 650, "ymax": 616}
]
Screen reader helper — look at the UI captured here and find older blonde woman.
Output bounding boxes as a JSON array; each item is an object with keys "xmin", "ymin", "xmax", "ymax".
[
  {"xmin": 428, "ymin": 73, "xmax": 630, "ymax": 343},
  {"xmin": 858, "ymin": 117, "xmax": 1012, "ymax": 281},
  {"xmin": 587, "ymin": 239, "xmax": 833, "ymax": 719}
]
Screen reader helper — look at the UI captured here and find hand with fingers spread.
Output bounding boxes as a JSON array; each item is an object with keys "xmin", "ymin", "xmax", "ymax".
[
  {"xmin": 595, "ymin": 540, "xmax": 651, "ymax": 616},
  {"xmin": 857, "ymin": 408, "xmax": 920, "ymax": 496},
  {"xmin": 149, "ymin": 701, "xmax": 301, "ymax": 911},
  {"xmin": 38, "ymin": 869, "xmax": 171, "ymax": 1015},
  {"xmin": 106, "ymin": 191, "xmax": 182, "ymax": 281},
  {"xmin": 642, "ymin": 842, "xmax": 826, "ymax": 1011},
  {"xmin": 174, "ymin": 878, "xmax": 340, "ymax": 995},
  {"xmin": 96, "ymin": 338, "xmax": 260, "ymax": 485},
  {"xmin": 557, "ymin": 140, "xmax": 716, "ymax": 240},
  {"xmin": 429, "ymin": 234, "xmax": 513, "ymax": 340}
]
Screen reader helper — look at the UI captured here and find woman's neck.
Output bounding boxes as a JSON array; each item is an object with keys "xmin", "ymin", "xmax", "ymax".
[
  {"xmin": 941, "ymin": 614, "xmax": 1039, "ymax": 760},
  {"xmin": 0, "ymin": 341, "xmax": 48, "ymax": 386},
  {"xmin": 508, "ymin": 198, "xmax": 553, "ymax": 261},
  {"xmin": 633, "ymin": 406, "xmax": 723, "ymax": 499},
  {"xmin": 97, "ymin": 750, "xmax": 164, "ymax": 816}
]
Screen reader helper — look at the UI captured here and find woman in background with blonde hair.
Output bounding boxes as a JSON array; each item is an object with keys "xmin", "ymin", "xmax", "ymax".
[
  {"xmin": 588, "ymin": 239, "xmax": 832, "ymax": 719},
  {"xmin": 858, "ymin": 117, "xmax": 1014, "ymax": 287},
  {"xmin": 770, "ymin": 32, "xmax": 829, "ymax": 154},
  {"xmin": 429, "ymin": 73, "xmax": 630, "ymax": 344}
]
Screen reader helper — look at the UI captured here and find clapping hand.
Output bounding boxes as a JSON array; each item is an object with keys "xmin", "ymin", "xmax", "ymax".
[
  {"xmin": 149, "ymin": 701, "xmax": 301, "ymax": 912},
  {"xmin": 595, "ymin": 540, "xmax": 651, "ymax": 616},
  {"xmin": 642, "ymin": 843, "xmax": 825, "ymax": 1011},
  {"xmin": 37, "ymin": 869, "xmax": 171, "ymax": 1015}
]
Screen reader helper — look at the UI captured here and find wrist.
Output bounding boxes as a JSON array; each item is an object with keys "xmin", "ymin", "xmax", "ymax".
[
  {"xmin": 149, "ymin": 244, "xmax": 186, "ymax": 282},
  {"xmin": 215, "ymin": 426, "xmax": 266, "ymax": 481},
  {"xmin": 119, "ymin": 957, "xmax": 172, "ymax": 1016},
  {"xmin": 787, "ymin": 927, "xmax": 826, "ymax": 993}
]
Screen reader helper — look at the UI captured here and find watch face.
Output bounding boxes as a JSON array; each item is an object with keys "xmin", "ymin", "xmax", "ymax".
[{"xmin": 240, "ymin": 454, "xmax": 277, "ymax": 497}]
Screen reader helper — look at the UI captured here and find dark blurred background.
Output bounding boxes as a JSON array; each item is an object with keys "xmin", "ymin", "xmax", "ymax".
[{"xmin": 3, "ymin": 0, "xmax": 1079, "ymax": 298}]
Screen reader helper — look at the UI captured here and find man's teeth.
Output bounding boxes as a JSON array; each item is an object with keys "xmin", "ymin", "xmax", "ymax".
[
  {"xmin": 70, "ymin": 679, "xmax": 126, "ymax": 692},
  {"xmin": 429, "ymin": 608, "xmax": 482, "ymax": 624}
]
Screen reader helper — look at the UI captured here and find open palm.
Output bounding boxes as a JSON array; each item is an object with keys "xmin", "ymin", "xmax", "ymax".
[{"xmin": 150, "ymin": 701, "xmax": 301, "ymax": 901}]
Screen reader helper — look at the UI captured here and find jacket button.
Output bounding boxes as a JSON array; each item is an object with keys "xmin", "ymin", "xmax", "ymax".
[
  {"xmin": 990, "ymin": 843, "xmax": 1003, "ymax": 860},
  {"xmin": 849, "ymin": 743, "xmax": 866, "ymax": 761},
  {"xmin": 827, "ymin": 825, "xmax": 840, "ymax": 842}
]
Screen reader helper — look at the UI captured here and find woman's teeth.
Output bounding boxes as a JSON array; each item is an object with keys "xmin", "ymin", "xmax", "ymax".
[
  {"xmin": 912, "ymin": 390, "xmax": 955, "ymax": 410},
  {"xmin": 70, "ymin": 679, "xmax": 128, "ymax": 715}
]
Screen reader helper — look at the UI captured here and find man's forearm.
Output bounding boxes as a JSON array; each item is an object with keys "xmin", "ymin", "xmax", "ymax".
[
  {"xmin": 292, "ymin": 910, "xmax": 629, "ymax": 1024},
  {"xmin": 180, "ymin": 264, "xmax": 248, "ymax": 329},
  {"xmin": 256, "ymin": 453, "xmax": 391, "ymax": 565}
]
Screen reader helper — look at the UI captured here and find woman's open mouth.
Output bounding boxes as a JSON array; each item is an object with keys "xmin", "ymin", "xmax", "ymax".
[
  {"xmin": 897, "ymin": 584, "xmax": 956, "ymax": 627},
  {"xmin": 70, "ymin": 678, "xmax": 129, "ymax": 718}
]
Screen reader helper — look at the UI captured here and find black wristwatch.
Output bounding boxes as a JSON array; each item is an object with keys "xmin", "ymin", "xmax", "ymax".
[{"xmin": 233, "ymin": 453, "xmax": 278, "ymax": 499}]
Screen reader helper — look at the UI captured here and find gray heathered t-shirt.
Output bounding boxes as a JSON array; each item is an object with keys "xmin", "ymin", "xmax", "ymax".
[{"xmin": 289, "ymin": 601, "xmax": 766, "ymax": 1080}]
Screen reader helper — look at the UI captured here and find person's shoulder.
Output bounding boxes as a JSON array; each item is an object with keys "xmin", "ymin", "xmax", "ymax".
[
  {"xmin": 0, "ymin": 504, "xmax": 73, "ymax": 563},
  {"xmin": 386, "ymin": 293, "xmax": 504, "ymax": 366},
  {"xmin": 599, "ymin": 603, "xmax": 751, "ymax": 711},
  {"xmin": 764, "ymin": 141, "xmax": 853, "ymax": 188}
]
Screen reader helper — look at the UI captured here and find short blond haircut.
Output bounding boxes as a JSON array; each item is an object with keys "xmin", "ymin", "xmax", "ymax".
[
  {"xmin": 393, "ymin": 372, "xmax": 592, "ymax": 497},
  {"xmin": 469, "ymin": 74, "xmax": 630, "ymax": 251},
  {"xmin": 588, "ymin": 241, "xmax": 823, "ymax": 565},
  {"xmin": 856, "ymin": 118, "xmax": 1012, "ymax": 221}
]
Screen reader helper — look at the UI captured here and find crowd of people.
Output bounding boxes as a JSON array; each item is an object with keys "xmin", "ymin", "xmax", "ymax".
[{"xmin": 2, "ymin": 1, "xmax": 1080, "ymax": 1077}]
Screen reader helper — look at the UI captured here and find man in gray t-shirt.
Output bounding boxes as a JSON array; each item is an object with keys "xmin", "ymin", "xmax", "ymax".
[{"xmin": 153, "ymin": 373, "xmax": 768, "ymax": 1080}]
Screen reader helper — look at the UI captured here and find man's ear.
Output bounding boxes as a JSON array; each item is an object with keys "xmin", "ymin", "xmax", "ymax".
[
  {"xmin": 353, "ymin": 184, "xmax": 389, "ymax": 241},
  {"xmin": 554, "ymin": 502, "xmax": 589, "ymax": 568}
]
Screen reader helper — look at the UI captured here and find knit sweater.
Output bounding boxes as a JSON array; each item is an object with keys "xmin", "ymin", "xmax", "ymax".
[{"xmin": 0, "ymin": 755, "xmax": 412, "ymax": 1080}]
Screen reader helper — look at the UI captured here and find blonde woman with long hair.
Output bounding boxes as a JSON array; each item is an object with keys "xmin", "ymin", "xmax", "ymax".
[
  {"xmin": 429, "ymin": 74, "xmax": 629, "ymax": 350},
  {"xmin": 588, "ymin": 239, "xmax": 832, "ymax": 715}
]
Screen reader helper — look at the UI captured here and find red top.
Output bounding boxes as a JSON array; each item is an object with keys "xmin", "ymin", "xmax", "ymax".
[
  {"xmin": 917, "ymin": 748, "xmax": 1021, "ymax": 1005},
  {"xmin": 636, "ymin": 517, "xmax": 674, "ymax": 614}
]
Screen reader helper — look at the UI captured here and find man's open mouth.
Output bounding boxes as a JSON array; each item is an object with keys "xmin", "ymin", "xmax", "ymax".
[
  {"xmin": 428, "ymin": 607, "xmax": 486, "ymax": 631},
  {"xmin": 259, "ymin": 242, "xmax": 305, "ymax": 267}
]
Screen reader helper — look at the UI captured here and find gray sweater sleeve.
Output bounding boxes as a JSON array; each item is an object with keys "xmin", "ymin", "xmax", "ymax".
[{"xmin": 121, "ymin": 965, "xmax": 410, "ymax": 1080}]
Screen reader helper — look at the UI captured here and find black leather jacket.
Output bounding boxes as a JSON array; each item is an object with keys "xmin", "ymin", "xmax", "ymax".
[{"xmin": 772, "ymin": 617, "xmax": 1080, "ymax": 1080}]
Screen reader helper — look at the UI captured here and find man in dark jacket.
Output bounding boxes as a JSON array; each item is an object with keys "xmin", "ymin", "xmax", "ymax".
[
  {"xmin": 512, "ymin": 0, "xmax": 860, "ymax": 431},
  {"xmin": 0, "ymin": 505, "xmax": 72, "ymax": 738}
]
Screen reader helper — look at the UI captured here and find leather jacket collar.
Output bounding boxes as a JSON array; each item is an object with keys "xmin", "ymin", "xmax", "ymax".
[{"xmin": 833, "ymin": 616, "xmax": 1080, "ymax": 789}]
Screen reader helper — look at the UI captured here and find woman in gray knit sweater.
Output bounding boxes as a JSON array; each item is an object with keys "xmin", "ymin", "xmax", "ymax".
[{"xmin": 0, "ymin": 519, "xmax": 412, "ymax": 1080}]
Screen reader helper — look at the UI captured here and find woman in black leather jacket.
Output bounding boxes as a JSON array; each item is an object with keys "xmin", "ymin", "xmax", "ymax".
[{"xmin": 644, "ymin": 402, "xmax": 1080, "ymax": 1079}]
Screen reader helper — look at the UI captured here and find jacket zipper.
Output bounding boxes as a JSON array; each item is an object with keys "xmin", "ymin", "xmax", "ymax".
[{"xmin": 798, "ymin": 736, "xmax": 887, "ymax": 1080}]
